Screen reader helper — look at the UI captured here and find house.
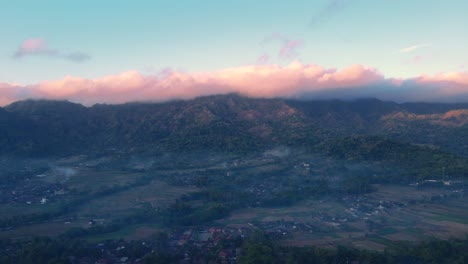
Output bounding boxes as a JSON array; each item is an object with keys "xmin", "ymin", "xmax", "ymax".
[{"xmin": 218, "ymin": 250, "xmax": 229, "ymax": 259}]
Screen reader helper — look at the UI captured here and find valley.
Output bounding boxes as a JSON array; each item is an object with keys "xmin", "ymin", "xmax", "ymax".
[
  {"xmin": 0, "ymin": 151, "xmax": 467, "ymax": 250},
  {"xmin": 1, "ymin": 95, "xmax": 467, "ymax": 263}
]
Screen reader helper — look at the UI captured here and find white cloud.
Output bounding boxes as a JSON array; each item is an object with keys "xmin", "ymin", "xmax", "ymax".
[{"xmin": 398, "ymin": 43, "xmax": 431, "ymax": 53}]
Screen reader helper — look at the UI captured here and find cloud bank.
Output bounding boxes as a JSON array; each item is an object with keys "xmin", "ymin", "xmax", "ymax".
[
  {"xmin": 1, "ymin": 61, "xmax": 468, "ymax": 106},
  {"xmin": 13, "ymin": 38, "xmax": 91, "ymax": 62}
]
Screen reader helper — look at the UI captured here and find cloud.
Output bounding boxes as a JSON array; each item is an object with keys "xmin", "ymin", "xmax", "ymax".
[
  {"xmin": 256, "ymin": 54, "xmax": 270, "ymax": 64},
  {"xmin": 278, "ymin": 40, "xmax": 304, "ymax": 59},
  {"xmin": 65, "ymin": 52, "xmax": 91, "ymax": 62},
  {"xmin": 12, "ymin": 38, "xmax": 91, "ymax": 62},
  {"xmin": 310, "ymin": 0, "xmax": 352, "ymax": 27},
  {"xmin": 416, "ymin": 72, "xmax": 468, "ymax": 85},
  {"xmin": 262, "ymin": 33, "xmax": 304, "ymax": 60},
  {"xmin": 13, "ymin": 38, "xmax": 58, "ymax": 58},
  {"xmin": 0, "ymin": 82, "xmax": 40, "ymax": 106},
  {"xmin": 398, "ymin": 43, "xmax": 431, "ymax": 53},
  {"xmin": 1, "ymin": 62, "xmax": 468, "ymax": 106}
]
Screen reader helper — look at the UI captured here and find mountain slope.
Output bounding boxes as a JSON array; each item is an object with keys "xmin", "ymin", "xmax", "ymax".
[
  {"xmin": 2, "ymin": 95, "xmax": 468, "ymax": 158},
  {"xmin": 287, "ymin": 99, "xmax": 468, "ymax": 155},
  {"xmin": 2, "ymin": 95, "xmax": 321, "ymax": 155}
]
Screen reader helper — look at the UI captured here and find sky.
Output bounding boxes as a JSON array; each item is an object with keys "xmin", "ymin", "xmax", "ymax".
[{"xmin": 1, "ymin": 0, "xmax": 468, "ymax": 105}]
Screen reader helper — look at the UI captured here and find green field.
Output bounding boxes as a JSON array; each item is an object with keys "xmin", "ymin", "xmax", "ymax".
[
  {"xmin": 219, "ymin": 184, "xmax": 468, "ymax": 250},
  {"xmin": 1, "ymin": 155, "xmax": 467, "ymax": 251}
]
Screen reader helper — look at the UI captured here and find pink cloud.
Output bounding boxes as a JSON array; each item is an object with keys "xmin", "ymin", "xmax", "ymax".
[
  {"xmin": 262, "ymin": 33, "xmax": 304, "ymax": 60},
  {"xmin": 12, "ymin": 38, "xmax": 90, "ymax": 62},
  {"xmin": 256, "ymin": 54, "xmax": 270, "ymax": 64},
  {"xmin": 416, "ymin": 72, "xmax": 468, "ymax": 85},
  {"xmin": 19, "ymin": 39, "xmax": 47, "ymax": 52},
  {"xmin": 278, "ymin": 40, "xmax": 304, "ymax": 59},
  {"xmin": 1, "ymin": 62, "xmax": 468, "ymax": 106},
  {"xmin": 0, "ymin": 83, "xmax": 18, "ymax": 106},
  {"xmin": 0, "ymin": 82, "xmax": 38, "ymax": 106},
  {"xmin": 13, "ymin": 38, "xmax": 58, "ymax": 58}
]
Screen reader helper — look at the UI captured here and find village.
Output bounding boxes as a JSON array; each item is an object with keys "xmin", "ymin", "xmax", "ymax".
[
  {"xmin": 0, "ymin": 225, "xmax": 252, "ymax": 264},
  {"xmin": 0, "ymin": 180, "xmax": 69, "ymax": 205},
  {"xmin": 1, "ymin": 152, "xmax": 467, "ymax": 263}
]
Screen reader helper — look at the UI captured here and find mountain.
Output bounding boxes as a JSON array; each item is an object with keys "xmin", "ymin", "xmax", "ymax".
[
  {"xmin": 287, "ymin": 98, "xmax": 468, "ymax": 156},
  {"xmin": 1, "ymin": 95, "xmax": 321, "ymax": 155},
  {"xmin": 85, "ymin": 95, "xmax": 316, "ymax": 153},
  {"xmin": 2, "ymin": 94, "xmax": 468, "ymax": 158},
  {"xmin": 2, "ymin": 100, "xmax": 93, "ymax": 155}
]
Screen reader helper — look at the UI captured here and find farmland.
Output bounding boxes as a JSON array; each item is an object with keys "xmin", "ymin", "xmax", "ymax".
[
  {"xmin": 221, "ymin": 184, "xmax": 468, "ymax": 250},
  {"xmin": 1, "ymin": 152, "xmax": 466, "ymax": 253}
]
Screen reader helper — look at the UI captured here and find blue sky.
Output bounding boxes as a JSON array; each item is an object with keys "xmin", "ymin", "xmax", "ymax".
[{"xmin": 1, "ymin": 0, "xmax": 467, "ymax": 84}]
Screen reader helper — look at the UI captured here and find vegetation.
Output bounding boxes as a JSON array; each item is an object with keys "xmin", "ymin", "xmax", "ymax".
[
  {"xmin": 2, "ymin": 234, "xmax": 468, "ymax": 264},
  {"xmin": 1, "ymin": 95, "xmax": 467, "ymax": 157},
  {"xmin": 0, "ymin": 95, "xmax": 467, "ymax": 262}
]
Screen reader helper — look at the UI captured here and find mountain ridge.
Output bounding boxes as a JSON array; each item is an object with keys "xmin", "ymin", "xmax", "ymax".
[{"xmin": 1, "ymin": 94, "xmax": 467, "ymax": 157}]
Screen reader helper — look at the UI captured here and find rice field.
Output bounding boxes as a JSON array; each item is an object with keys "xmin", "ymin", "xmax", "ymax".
[{"xmin": 221, "ymin": 184, "xmax": 468, "ymax": 250}]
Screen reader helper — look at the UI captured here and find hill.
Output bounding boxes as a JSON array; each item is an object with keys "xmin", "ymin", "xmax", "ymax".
[{"xmin": 2, "ymin": 94, "xmax": 467, "ymax": 157}]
